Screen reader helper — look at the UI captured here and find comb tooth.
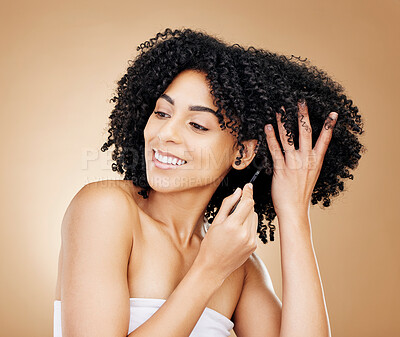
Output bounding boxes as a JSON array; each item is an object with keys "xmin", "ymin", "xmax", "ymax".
[{"xmin": 249, "ymin": 169, "xmax": 261, "ymax": 184}]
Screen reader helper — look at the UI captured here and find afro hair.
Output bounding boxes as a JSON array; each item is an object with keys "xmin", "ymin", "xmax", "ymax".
[{"xmin": 101, "ymin": 27, "xmax": 366, "ymax": 244}]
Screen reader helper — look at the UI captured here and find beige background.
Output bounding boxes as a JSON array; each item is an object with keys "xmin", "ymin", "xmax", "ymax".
[{"xmin": 0, "ymin": 0, "xmax": 398, "ymax": 336}]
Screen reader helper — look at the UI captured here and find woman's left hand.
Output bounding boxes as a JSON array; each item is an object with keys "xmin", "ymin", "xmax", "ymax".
[{"xmin": 264, "ymin": 100, "xmax": 338, "ymax": 220}]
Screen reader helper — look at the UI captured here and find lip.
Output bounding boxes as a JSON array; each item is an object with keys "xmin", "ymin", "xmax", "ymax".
[{"xmin": 152, "ymin": 149, "xmax": 187, "ymax": 170}]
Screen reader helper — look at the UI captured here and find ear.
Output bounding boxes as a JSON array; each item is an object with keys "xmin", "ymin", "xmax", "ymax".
[{"xmin": 232, "ymin": 139, "xmax": 258, "ymax": 170}]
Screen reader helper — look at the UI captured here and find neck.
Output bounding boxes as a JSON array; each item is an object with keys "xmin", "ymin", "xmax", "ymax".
[{"xmin": 142, "ymin": 185, "xmax": 216, "ymax": 248}]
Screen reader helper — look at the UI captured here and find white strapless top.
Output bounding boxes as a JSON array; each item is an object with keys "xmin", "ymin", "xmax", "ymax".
[{"xmin": 53, "ymin": 297, "xmax": 234, "ymax": 336}]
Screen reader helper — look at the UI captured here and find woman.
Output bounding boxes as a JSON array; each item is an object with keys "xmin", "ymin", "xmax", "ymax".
[{"xmin": 54, "ymin": 28, "xmax": 365, "ymax": 336}]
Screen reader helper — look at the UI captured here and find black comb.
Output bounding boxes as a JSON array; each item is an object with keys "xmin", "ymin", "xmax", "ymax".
[{"xmin": 228, "ymin": 169, "xmax": 261, "ymax": 215}]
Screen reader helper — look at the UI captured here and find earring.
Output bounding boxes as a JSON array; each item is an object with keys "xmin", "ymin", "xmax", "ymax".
[{"xmin": 235, "ymin": 158, "xmax": 242, "ymax": 166}]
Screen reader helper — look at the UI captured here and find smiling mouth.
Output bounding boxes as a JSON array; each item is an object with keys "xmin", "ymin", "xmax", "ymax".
[{"xmin": 152, "ymin": 149, "xmax": 188, "ymax": 169}]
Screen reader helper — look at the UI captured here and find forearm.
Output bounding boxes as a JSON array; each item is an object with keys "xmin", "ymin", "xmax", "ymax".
[
  {"xmin": 128, "ymin": 260, "xmax": 223, "ymax": 337},
  {"xmin": 278, "ymin": 213, "xmax": 331, "ymax": 337}
]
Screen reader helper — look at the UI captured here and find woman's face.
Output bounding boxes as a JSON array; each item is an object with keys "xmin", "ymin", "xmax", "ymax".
[{"xmin": 143, "ymin": 69, "xmax": 238, "ymax": 192}]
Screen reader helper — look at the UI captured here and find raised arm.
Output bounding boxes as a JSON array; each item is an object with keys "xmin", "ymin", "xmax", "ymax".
[
  {"xmin": 125, "ymin": 252, "xmax": 224, "ymax": 337},
  {"xmin": 277, "ymin": 212, "xmax": 331, "ymax": 337},
  {"xmin": 231, "ymin": 216, "xmax": 330, "ymax": 337},
  {"xmin": 263, "ymin": 100, "xmax": 335, "ymax": 336},
  {"xmin": 60, "ymin": 181, "xmax": 258, "ymax": 337},
  {"xmin": 233, "ymin": 100, "xmax": 335, "ymax": 337},
  {"xmin": 128, "ymin": 184, "xmax": 258, "ymax": 337}
]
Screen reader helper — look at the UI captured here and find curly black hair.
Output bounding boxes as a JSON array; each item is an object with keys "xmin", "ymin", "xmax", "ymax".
[{"xmin": 100, "ymin": 27, "xmax": 366, "ymax": 244}]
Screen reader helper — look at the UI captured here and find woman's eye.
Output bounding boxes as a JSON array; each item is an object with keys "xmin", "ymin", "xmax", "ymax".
[
  {"xmin": 153, "ymin": 111, "xmax": 208, "ymax": 132},
  {"xmin": 154, "ymin": 111, "xmax": 169, "ymax": 118},
  {"xmin": 190, "ymin": 122, "xmax": 208, "ymax": 131}
]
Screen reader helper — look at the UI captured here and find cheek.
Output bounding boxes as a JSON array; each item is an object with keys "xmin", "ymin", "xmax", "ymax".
[
  {"xmin": 196, "ymin": 145, "xmax": 232, "ymax": 171},
  {"xmin": 143, "ymin": 120, "xmax": 152, "ymax": 140}
]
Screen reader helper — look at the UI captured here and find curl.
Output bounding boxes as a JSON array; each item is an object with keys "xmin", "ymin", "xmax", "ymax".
[{"xmin": 101, "ymin": 27, "xmax": 366, "ymax": 244}]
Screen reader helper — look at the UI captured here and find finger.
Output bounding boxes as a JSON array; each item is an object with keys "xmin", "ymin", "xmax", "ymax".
[
  {"xmin": 215, "ymin": 187, "xmax": 242, "ymax": 223},
  {"xmin": 241, "ymin": 210, "xmax": 257, "ymax": 249},
  {"xmin": 227, "ymin": 182, "xmax": 253, "ymax": 216},
  {"xmin": 252, "ymin": 211, "xmax": 259, "ymax": 245},
  {"xmin": 276, "ymin": 106, "xmax": 295, "ymax": 153},
  {"xmin": 248, "ymin": 211, "xmax": 258, "ymax": 250},
  {"xmin": 241, "ymin": 182, "xmax": 253, "ymax": 205},
  {"xmin": 313, "ymin": 112, "xmax": 338, "ymax": 160},
  {"xmin": 264, "ymin": 123, "xmax": 285, "ymax": 165},
  {"xmin": 244, "ymin": 210, "xmax": 258, "ymax": 236},
  {"xmin": 297, "ymin": 100, "xmax": 312, "ymax": 151},
  {"xmin": 228, "ymin": 183, "xmax": 254, "ymax": 225},
  {"xmin": 254, "ymin": 211, "xmax": 258, "ymax": 235}
]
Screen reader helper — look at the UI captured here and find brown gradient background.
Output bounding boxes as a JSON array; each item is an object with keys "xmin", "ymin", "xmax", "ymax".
[{"xmin": 0, "ymin": 0, "xmax": 398, "ymax": 336}]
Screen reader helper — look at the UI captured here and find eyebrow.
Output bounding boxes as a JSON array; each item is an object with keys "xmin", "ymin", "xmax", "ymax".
[{"xmin": 159, "ymin": 93, "xmax": 216, "ymax": 114}]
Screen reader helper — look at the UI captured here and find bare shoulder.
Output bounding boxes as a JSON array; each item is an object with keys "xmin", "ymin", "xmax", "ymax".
[
  {"xmin": 92, "ymin": 179, "xmax": 143, "ymax": 209},
  {"xmin": 232, "ymin": 252, "xmax": 282, "ymax": 337},
  {"xmin": 69, "ymin": 179, "xmax": 139, "ymax": 215},
  {"xmin": 61, "ymin": 180, "xmax": 139, "ymax": 255},
  {"xmin": 77, "ymin": 179, "xmax": 136, "ymax": 197},
  {"xmin": 63, "ymin": 178, "xmax": 135, "ymax": 236}
]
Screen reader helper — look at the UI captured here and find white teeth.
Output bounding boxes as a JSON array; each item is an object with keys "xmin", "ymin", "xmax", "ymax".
[{"xmin": 154, "ymin": 150, "xmax": 187, "ymax": 166}]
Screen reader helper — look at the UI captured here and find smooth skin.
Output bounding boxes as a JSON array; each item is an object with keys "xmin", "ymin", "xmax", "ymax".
[{"xmin": 56, "ymin": 69, "xmax": 336, "ymax": 336}]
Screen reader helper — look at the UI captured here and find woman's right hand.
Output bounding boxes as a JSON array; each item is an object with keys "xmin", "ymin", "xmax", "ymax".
[{"xmin": 195, "ymin": 183, "xmax": 258, "ymax": 284}]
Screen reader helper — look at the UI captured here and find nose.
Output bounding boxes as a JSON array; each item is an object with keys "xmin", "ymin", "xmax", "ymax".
[{"xmin": 156, "ymin": 116, "xmax": 183, "ymax": 144}]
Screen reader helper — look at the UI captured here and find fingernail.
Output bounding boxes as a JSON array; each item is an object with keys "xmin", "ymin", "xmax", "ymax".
[
  {"xmin": 266, "ymin": 124, "xmax": 273, "ymax": 131},
  {"xmin": 299, "ymin": 98, "xmax": 306, "ymax": 106},
  {"xmin": 329, "ymin": 112, "xmax": 338, "ymax": 120},
  {"xmin": 234, "ymin": 187, "xmax": 241, "ymax": 194},
  {"xmin": 247, "ymin": 183, "xmax": 253, "ymax": 189}
]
